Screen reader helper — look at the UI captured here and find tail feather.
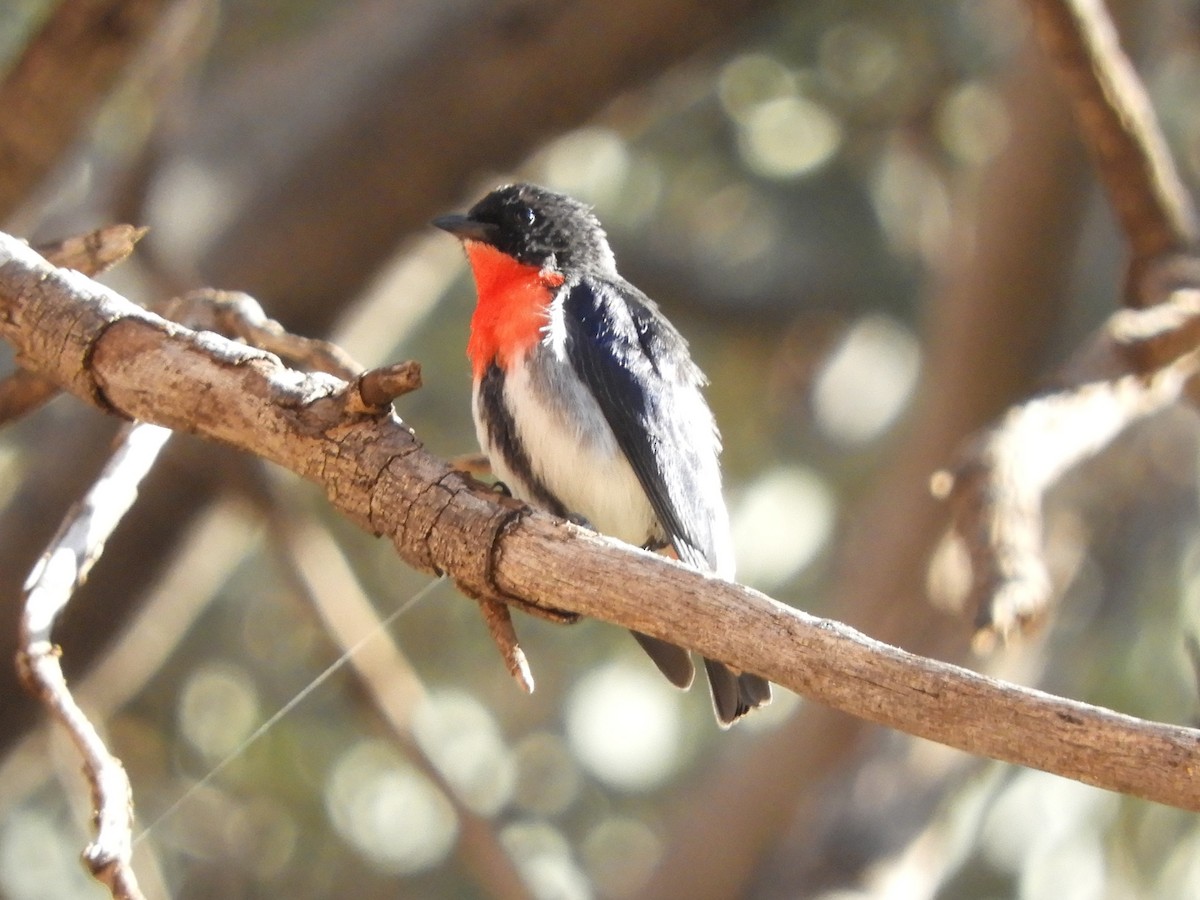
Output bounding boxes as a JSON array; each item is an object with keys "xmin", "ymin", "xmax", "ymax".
[
  {"xmin": 737, "ymin": 670, "xmax": 773, "ymax": 707},
  {"xmin": 703, "ymin": 658, "xmax": 772, "ymax": 728},
  {"xmin": 637, "ymin": 536, "xmax": 770, "ymax": 725},
  {"xmin": 631, "ymin": 630, "xmax": 695, "ymax": 689}
]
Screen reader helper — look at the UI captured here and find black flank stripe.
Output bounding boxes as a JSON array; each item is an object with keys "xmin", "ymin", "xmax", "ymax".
[{"xmin": 478, "ymin": 363, "xmax": 569, "ymax": 518}]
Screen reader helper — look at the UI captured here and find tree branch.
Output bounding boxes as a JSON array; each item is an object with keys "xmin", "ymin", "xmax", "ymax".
[
  {"xmin": 1027, "ymin": 0, "xmax": 1198, "ymax": 274},
  {"xmin": 0, "ymin": 0, "xmax": 173, "ymax": 220},
  {"xmin": 641, "ymin": 23, "xmax": 1098, "ymax": 895},
  {"xmin": 939, "ymin": 0, "xmax": 1200, "ymax": 636},
  {"xmin": 17, "ymin": 421, "xmax": 169, "ymax": 900},
  {"xmin": 2, "ymin": 232, "xmax": 1199, "ymax": 811},
  {"xmin": 0, "ymin": 225, "xmax": 146, "ymax": 426},
  {"xmin": 936, "ymin": 336, "xmax": 1200, "ymax": 639}
]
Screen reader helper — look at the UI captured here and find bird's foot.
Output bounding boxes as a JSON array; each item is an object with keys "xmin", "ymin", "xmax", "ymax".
[{"xmin": 566, "ymin": 512, "xmax": 595, "ymax": 531}]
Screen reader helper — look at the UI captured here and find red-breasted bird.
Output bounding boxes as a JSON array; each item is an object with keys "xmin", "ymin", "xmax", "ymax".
[{"xmin": 434, "ymin": 183, "xmax": 771, "ymax": 726}]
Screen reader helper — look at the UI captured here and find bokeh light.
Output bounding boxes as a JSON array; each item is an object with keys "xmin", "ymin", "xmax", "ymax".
[
  {"xmin": 731, "ymin": 466, "xmax": 836, "ymax": 589},
  {"xmin": 718, "ymin": 47, "xmax": 842, "ymax": 179},
  {"xmin": 511, "ymin": 731, "xmax": 582, "ymax": 817},
  {"xmin": 736, "ymin": 93, "xmax": 843, "ymax": 180},
  {"xmin": 325, "ymin": 739, "xmax": 458, "ymax": 875},
  {"xmin": 979, "ymin": 769, "xmax": 1117, "ymax": 878},
  {"xmin": 718, "ymin": 53, "xmax": 796, "ymax": 124},
  {"xmin": 811, "ymin": 313, "xmax": 922, "ymax": 446},
  {"xmin": 565, "ymin": 662, "xmax": 683, "ymax": 792},
  {"xmin": 6, "ymin": 0, "xmax": 1199, "ymax": 896},
  {"xmin": 535, "ymin": 127, "xmax": 632, "ymax": 210},
  {"xmin": 1156, "ymin": 828, "xmax": 1200, "ymax": 896},
  {"xmin": 144, "ymin": 158, "xmax": 240, "ymax": 269},
  {"xmin": 871, "ymin": 143, "xmax": 953, "ymax": 262},
  {"xmin": 501, "ymin": 820, "xmax": 591, "ymax": 900},
  {"xmin": 580, "ymin": 815, "xmax": 663, "ymax": 898},
  {"xmin": 937, "ymin": 81, "xmax": 1011, "ymax": 166},
  {"xmin": 818, "ymin": 21, "xmax": 900, "ymax": 101},
  {"xmin": 0, "ymin": 808, "xmax": 101, "ymax": 900},
  {"xmin": 177, "ymin": 661, "xmax": 260, "ymax": 761},
  {"xmin": 412, "ymin": 689, "xmax": 515, "ymax": 816},
  {"xmin": 685, "ymin": 182, "xmax": 779, "ymax": 274},
  {"xmin": 221, "ymin": 796, "xmax": 298, "ymax": 880}
]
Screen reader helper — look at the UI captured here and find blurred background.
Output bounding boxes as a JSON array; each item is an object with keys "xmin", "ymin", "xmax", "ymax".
[{"xmin": 2, "ymin": 0, "xmax": 1200, "ymax": 897}]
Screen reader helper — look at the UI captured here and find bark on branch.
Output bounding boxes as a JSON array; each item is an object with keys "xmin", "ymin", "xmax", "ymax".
[
  {"xmin": 1027, "ymin": 0, "xmax": 1198, "ymax": 273},
  {"xmin": 18, "ymin": 421, "xmax": 170, "ymax": 900},
  {"xmin": 2, "ymin": 233, "xmax": 1199, "ymax": 811},
  {"xmin": 939, "ymin": 0, "xmax": 1200, "ymax": 637}
]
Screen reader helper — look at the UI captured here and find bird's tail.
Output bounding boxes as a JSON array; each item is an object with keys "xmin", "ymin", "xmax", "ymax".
[
  {"xmin": 637, "ymin": 543, "xmax": 771, "ymax": 726},
  {"xmin": 632, "ymin": 631, "xmax": 695, "ymax": 689},
  {"xmin": 703, "ymin": 658, "xmax": 772, "ymax": 728}
]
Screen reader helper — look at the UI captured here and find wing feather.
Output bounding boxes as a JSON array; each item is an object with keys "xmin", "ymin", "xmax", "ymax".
[{"xmin": 561, "ymin": 278, "xmax": 727, "ymax": 573}]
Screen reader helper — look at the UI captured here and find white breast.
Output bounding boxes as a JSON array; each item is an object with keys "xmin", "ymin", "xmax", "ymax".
[{"xmin": 473, "ymin": 348, "xmax": 659, "ymax": 548}]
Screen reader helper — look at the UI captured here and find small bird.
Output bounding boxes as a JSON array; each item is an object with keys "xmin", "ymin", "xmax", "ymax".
[{"xmin": 434, "ymin": 183, "xmax": 771, "ymax": 726}]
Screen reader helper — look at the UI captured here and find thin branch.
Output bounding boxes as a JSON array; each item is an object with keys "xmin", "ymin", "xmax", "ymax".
[
  {"xmin": 166, "ymin": 289, "xmax": 363, "ymax": 379},
  {"xmin": 16, "ymin": 421, "xmax": 171, "ymax": 900},
  {"xmin": 35, "ymin": 225, "xmax": 149, "ymax": 277},
  {"xmin": 356, "ymin": 360, "xmax": 423, "ymax": 411},
  {"xmin": 449, "ymin": 452, "xmax": 493, "ymax": 478},
  {"xmin": 938, "ymin": 271, "xmax": 1200, "ymax": 638},
  {"xmin": 1027, "ymin": 0, "xmax": 1199, "ymax": 277},
  {"xmin": 936, "ymin": 340, "xmax": 1200, "ymax": 638},
  {"xmin": 0, "ymin": 0, "xmax": 174, "ymax": 219},
  {"xmin": 2, "ymin": 234, "xmax": 1198, "ymax": 811},
  {"xmin": 940, "ymin": 0, "xmax": 1200, "ymax": 637},
  {"xmin": 7, "ymin": 279, "xmax": 366, "ymax": 897},
  {"xmin": 0, "ymin": 501, "xmax": 259, "ymax": 812},
  {"xmin": 475, "ymin": 595, "xmax": 536, "ymax": 694},
  {"xmin": 0, "ymin": 367, "xmax": 65, "ymax": 425},
  {"xmin": 335, "ymin": 361, "xmax": 425, "ymax": 418}
]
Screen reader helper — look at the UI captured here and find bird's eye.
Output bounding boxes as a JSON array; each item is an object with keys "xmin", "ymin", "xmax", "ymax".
[{"xmin": 524, "ymin": 208, "xmax": 537, "ymax": 227}]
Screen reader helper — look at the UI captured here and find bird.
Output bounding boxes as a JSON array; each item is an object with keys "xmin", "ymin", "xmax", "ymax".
[{"xmin": 433, "ymin": 182, "xmax": 771, "ymax": 726}]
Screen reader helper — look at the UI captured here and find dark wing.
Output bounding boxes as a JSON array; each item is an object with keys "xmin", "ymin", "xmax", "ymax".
[
  {"xmin": 566, "ymin": 278, "xmax": 771, "ymax": 724},
  {"xmin": 562, "ymin": 277, "xmax": 725, "ymax": 572}
]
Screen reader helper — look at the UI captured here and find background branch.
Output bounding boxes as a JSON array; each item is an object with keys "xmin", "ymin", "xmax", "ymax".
[
  {"xmin": 260, "ymin": 492, "xmax": 534, "ymax": 900},
  {"xmin": 0, "ymin": 0, "xmax": 173, "ymax": 221},
  {"xmin": 7, "ymin": 2, "xmax": 1200, "ymax": 892},
  {"xmin": 942, "ymin": 0, "xmax": 1200, "ymax": 637},
  {"xmin": 137, "ymin": 0, "xmax": 783, "ymax": 329},
  {"xmin": 1028, "ymin": 0, "xmax": 1198, "ymax": 272},
  {"xmin": 17, "ymin": 421, "xmax": 170, "ymax": 900},
  {"xmin": 641, "ymin": 22, "xmax": 1097, "ymax": 892}
]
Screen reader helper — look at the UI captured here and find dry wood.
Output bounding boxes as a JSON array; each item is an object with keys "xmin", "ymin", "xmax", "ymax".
[
  {"xmin": 0, "ymin": 226, "xmax": 147, "ymax": 426},
  {"xmin": 941, "ymin": 0, "xmax": 1200, "ymax": 638},
  {"xmin": 3, "ymin": 232, "xmax": 1198, "ymax": 811},
  {"xmin": 1027, "ymin": 0, "xmax": 1198, "ymax": 273},
  {"xmin": 17, "ymin": 422, "xmax": 170, "ymax": 900},
  {"xmin": 35, "ymin": 225, "xmax": 148, "ymax": 276}
]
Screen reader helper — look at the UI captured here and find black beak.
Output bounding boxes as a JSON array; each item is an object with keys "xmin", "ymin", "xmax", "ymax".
[{"xmin": 431, "ymin": 213, "xmax": 500, "ymax": 244}]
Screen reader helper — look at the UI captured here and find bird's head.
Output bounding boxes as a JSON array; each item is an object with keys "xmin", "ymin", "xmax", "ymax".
[{"xmin": 433, "ymin": 183, "xmax": 616, "ymax": 277}]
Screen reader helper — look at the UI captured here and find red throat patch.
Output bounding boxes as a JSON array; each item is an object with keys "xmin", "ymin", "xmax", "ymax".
[{"xmin": 463, "ymin": 241, "xmax": 564, "ymax": 378}]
